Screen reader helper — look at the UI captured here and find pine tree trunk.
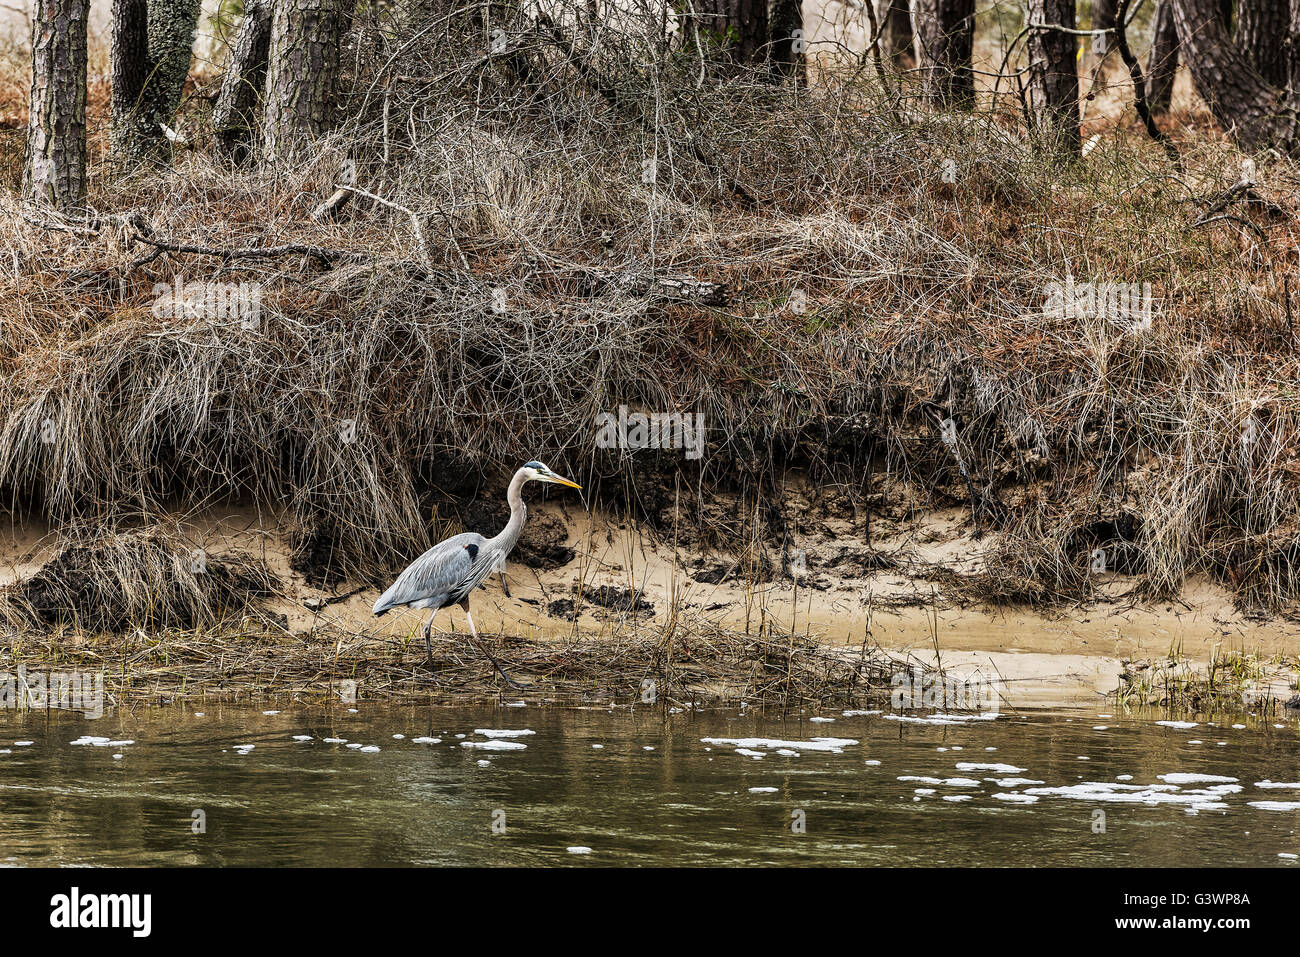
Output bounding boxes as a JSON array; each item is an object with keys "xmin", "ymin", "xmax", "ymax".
[
  {"xmin": 213, "ymin": 0, "xmax": 273, "ymax": 160},
  {"xmin": 25, "ymin": 0, "xmax": 88, "ymax": 210},
  {"xmin": 1145, "ymin": 0, "xmax": 1179, "ymax": 112},
  {"xmin": 1237, "ymin": 0, "xmax": 1289, "ymax": 85},
  {"xmin": 110, "ymin": 0, "xmax": 200, "ymax": 163},
  {"xmin": 263, "ymin": 0, "xmax": 351, "ymax": 160},
  {"xmin": 697, "ymin": 0, "xmax": 768, "ymax": 65},
  {"xmin": 1026, "ymin": 0, "xmax": 1081, "ymax": 155},
  {"xmin": 1171, "ymin": 0, "xmax": 1300, "ymax": 152},
  {"xmin": 911, "ymin": 0, "xmax": 975, "ymax": 107},
  {"xmin": 876, "ymin": 0, "xmax": 913, "ymax": 64},
  {"xmin": 769, "ymin": 0, "xmax": 805, "ymax": 80},
  {"xmin": 1091, "ymin": 0, "xmax": 1117, "ymax": 48}
]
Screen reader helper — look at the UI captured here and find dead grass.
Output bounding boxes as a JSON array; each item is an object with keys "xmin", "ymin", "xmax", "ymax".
[
  {"xmin": 0, "ymin": 610, "xmax": 906, "ymax": 708},
  {"xmin": 0, "ymin": 5, "xmax": 1298, "ymax": 623}
]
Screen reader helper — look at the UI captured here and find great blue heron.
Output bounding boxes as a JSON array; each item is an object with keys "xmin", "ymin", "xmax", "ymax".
[{"xmin": 372, "ymin": 460, "xmax": 581, "ymax": 687}]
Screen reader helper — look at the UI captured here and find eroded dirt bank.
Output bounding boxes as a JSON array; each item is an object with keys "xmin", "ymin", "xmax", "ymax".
[{"xmin": 2, "ymin": 474, "xmax": 1296, "ymax": 709}]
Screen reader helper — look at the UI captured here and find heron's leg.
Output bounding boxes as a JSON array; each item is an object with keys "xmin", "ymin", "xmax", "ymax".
[
  {"xmin": 500, "ymin": 571, "xmax": 511, "ymax": 600},
  {"xmin": 423, "ymin": 611, "xmax": 437, "ymax": 668},
  {"xmin": 460, "ymin": 600, "xmax": 523, "ymax": 690}
]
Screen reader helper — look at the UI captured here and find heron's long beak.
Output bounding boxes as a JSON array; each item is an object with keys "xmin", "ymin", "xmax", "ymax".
[{"xmin": 548, "ymin": 473, "xmax": 581, "ymax": 490}]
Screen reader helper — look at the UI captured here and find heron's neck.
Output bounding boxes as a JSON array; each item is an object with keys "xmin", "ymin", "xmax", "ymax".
[{"xmin": 492, "ymin": 468, "xmax": 529, "ymax": 553}]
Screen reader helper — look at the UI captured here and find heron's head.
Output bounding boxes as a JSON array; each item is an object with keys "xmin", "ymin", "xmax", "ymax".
[{"xmin": 521, "ymin": 460, "xmax": 581, "ymax": 489}]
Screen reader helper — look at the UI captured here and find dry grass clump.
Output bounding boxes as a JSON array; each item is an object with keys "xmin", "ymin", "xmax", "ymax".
[
  {"xmin": 0, "ymin": 610, "xmax": 904, "ymax": 707},
  {"xmin": 1113, "ymin": 648, "xmax": 1299, "ymax": 714},
  {"xmin": 0, "ymin": 524, "xmax": 278, "ymax": 634},
  {"xmin": 0, "ymin": 6, "xmax": 1298, "ymax": 613}
]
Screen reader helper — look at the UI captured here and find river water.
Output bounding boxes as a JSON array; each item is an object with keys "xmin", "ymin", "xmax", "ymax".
[{"xmin": 1, "ymin": 701, "xmax": 1297, "ymax": 866}]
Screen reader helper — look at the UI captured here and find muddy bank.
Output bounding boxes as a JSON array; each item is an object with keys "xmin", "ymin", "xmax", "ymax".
[{"xmin": 1, "ymin": 479, "xmax": 1298, "ymax": 708}]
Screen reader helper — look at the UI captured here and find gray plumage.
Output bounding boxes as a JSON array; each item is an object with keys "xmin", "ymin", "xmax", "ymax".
[
  {"xmin": 372, "ymin": 533, "xmax": 487, "ymax": 615},
  {"xmin": 371, "ymin": 460, "xmax": 581, "ymax": 686}
]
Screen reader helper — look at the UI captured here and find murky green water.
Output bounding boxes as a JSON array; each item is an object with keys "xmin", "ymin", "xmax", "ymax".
[{"xmin": 1, "ymin": 701, "xmax": 1297, "ymax": 866}]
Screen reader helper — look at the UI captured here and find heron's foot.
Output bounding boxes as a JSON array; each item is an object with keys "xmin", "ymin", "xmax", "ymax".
[
  {"xmin": 469, "ymin": 635, "xmax": 526, "ymax": 690},
  {"xmin": 501, "ymin": 578, "xmax": 512, "ymax": 599}
]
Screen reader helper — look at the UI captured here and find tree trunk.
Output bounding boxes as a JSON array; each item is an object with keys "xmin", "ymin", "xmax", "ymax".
[
  {"xmin": 263, "ymin": 0, "xmax": 351, "ymax": 160},
  {"xmin": 1170, "ymin": 0, "xmax": 1300, "ymax": 152},
  {"xmin": 1145, "ymin": 0, "xmax": 1179, "ymax": 112},
  {"xmin": 1237, "ymin": 0, "xmax": 1289, "ymax": 85},
  {"xmin": 769, "ymin": 0, "xmax": 805, "ymax": 81},
  {"xmin": 1026, "ymin": 0, "xmax": 1081, "ymax": 155},
  {"xmin": 110, "ymin": 0, "xmax": 201, "ymax": 163},
  {"xmin": 911, "ymin": 0, "xmax": 974, "ymax": 107},
  {"xmin": 213, "ymin": 0, "xmax": 273, "ymax": 161},
  {"xmin": 876, "ymin": 0, "xmax": 913, "ymax": 64},
  {"xmin": 25, "ymin": 0, "xmax": 88, "ymax": 210},
  {"xmin": 697, "ymin": 0, "xmax": 768, "ymax": 65}
]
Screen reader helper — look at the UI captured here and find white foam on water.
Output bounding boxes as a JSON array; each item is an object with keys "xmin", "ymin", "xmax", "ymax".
[
  {"xmin": 566, "ymin": 846, "xmax": 593, "ymax": 854},
  {"xmin": 775, "ymin": 749, "xmax": 800, "ymax": 756},
  {"xmin": 1156, "ymin": 720, "xmax": 1198, "ymax": 729},
  {"xmin": 943, "ymin": 795, "xmax": 972, "ymax": 802},
  {"xmin": 14, "ymin": 741, "xmax": 33, "ymax": 747},
  {"xmin": 914, "ymin": 788, "xmax": 936, "ymax": 795},
  {"xmin": 1255, "ymin": 780, "xmax": 1300, "ymax": 789},
  {"xmin": 735, "ymin": 748, "xmax": 765, "ymax": 759},
  {"xmin": 994, "ymin": 793, "xmax": 1039, "ymax": 804},
  {"xmin": 1024, "ymin": 782, "xmax": 1233, "ymax": 806},
  {"xmin": 842, "ymin": 710, "xmax": 882, "ymax": 717},
  {"xmin": 1232, "ymin": 724, "xmax": 1246, "ymax": 729},
  {"xmin": 359, "ymin": 746, "xmax": 380, "ymax": 753},
  {"xmin": 477, "ymin": 759, "xmax": 491, "ymax": 766},
  {"xmin": 504, "ymin": 701, "xmax": 527, "ymax": 707},
  {"xmin": 70, "ymin": 736, "xmax": 112, "ymax": 746},
  {"xmin": 1093, "ymin": 726, "xmax": 1108, "ymax": 731},
  {"xmin": 700, "ymin": 736, "xmax": 857, "ymax": 752},
  {"xmin": 864, "ymin": 759, "xmax": 881, "ymax": 766},
  {"xmin": 346, "ymin": 743, "xmax": 363, "ymax": 749},
  {"xmin": 323, "ymin": 738, "xmax": 347, "ymax": 744},
  {"xmin": 392, "ymin": 734, "xmax": 405, "ymax": 739},
  {"xmin": 460, "ymin": 740, "xmax": 527, "ymax": 750},
  {"xmin": 1249, "ymin": 801, "xmax": 1300, "ymax": 811},
  {"xmin": 1116, "ymin": 774, "xmax": 1134, "ymax": 781},
  {"xmin": 1280, "ymin": 853, "xmax": 1299, "ymax": 859},
  {"xmin": 643, "ymin": 746, "xmax": 655, "ymax": 751},
  {"xmin": 474, "ymin": 729, "xmax": 535, "ymax": 738},
  {"xmin": 748, "ymin": 787, "xmax": 778, "ymax": 793},
  {"xmin": 292, "ymin": 735, "xmax": 313, "ymax": 741},
  {"xmin": 1158, "ymin": 773, "xmax": 1239, "ymax": 784},
  {"xmin": 988, "ymin": 777, "xmax": 1045, "ymax": 787},
  {"xmin": 412, "ymin": 737, "xmax": 441, "ymax": 744},
  {"xmin": 956, "ymin": 762, "xmax": 1026, "ymax": 773},
  {"xmin": 591, "ymin": 744, "xmax": 604, "ymax": 749},
  {"xmin": 262, "ymin": 710, "xmax": 280, "ymax": 715}
]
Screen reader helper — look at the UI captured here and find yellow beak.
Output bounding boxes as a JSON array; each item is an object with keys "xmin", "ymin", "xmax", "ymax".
[{"xmin": 550, "ymin": 475, "xmax": 581, "ymax": 490}]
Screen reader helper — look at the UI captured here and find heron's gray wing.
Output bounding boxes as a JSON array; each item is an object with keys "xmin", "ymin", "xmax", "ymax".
[
  {"xmin": 448, "ymin": 542, "xmax": 509, "ymax": 604},
  {"xmin": 373, "ymin": 532, "xmax": 486, "ymax": 614}
]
